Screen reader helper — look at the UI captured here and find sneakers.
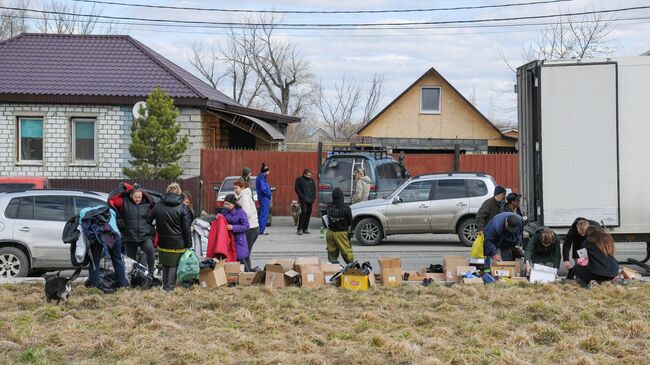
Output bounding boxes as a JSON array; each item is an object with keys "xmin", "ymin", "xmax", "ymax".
[
  {"xmin": 297, "ymin": 231, "xmax": 303, "ymax": 236},
  {"xmin": 422, "ymin": 278, "xmax": 433, "ymax": 287}
]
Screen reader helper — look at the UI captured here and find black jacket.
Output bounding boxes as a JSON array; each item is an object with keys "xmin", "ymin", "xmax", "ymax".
[
  {"xmin": 326, "ymin": 189, "xmax": 352, "ymax": 232},
  {"xmin": 562, "ymin": 217, "xmax": 600, "ymax": 261},
  {"xmin": 120, "ymin": 197, "xmax": 155, "ymax": 242},
  {"xmin": 295, "ymin": 175, "xmax": 316, "ymax": 204},
  {"xmin": 476, "ymin": 197, "xmax": 503, "ymax": 231},
  {"xmin": 583, "ymin": 240, "xmax": 619, "ymax": 278},
  {"xmin": 148, "ymin": 193, "xmax": 192, "ymax": 250}
]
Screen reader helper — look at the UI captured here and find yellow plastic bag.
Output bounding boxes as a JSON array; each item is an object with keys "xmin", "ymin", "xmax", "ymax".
[{"xmin": 470, "ymin": 233, "xmax": 485, "ymax": 259}]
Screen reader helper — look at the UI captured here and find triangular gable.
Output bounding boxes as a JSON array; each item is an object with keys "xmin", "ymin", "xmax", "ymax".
[{"xmin": 357, "ymin": 67, "xmax": 502, "ymax": 135}]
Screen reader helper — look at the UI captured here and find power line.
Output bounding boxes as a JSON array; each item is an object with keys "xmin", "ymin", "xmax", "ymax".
[
  {"xmin": 1, "ymin": 4, "xmax": 647, "ymax": 29},
  {"xmin": 72, "ymin": 0, "xmax": 575, "ymax": 15}
]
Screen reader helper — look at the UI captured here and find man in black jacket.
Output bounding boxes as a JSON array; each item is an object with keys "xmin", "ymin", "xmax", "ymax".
[
  {"xmin": 325, "ymin": 188, "xmax": 354, "ymax": 264},
  {"xmin": 563, "ymin": 217, "xmax": 600, "ymax": 279},
  {"xmin": 476, "ymin": 185, "xmax": 507, "ymax": 232},
  {"xmin": 294, "ymin": 169, "xmax": 316, "ymax": 235}
]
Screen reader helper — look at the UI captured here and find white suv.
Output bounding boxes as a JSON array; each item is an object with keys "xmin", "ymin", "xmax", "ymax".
[
  {"xmin": 0, "ymin": 189, "xmax": 108, "ymax": 277},
  {"xmin": 350, "ymin": 173, "xmax": 500, "ymax": 246}
]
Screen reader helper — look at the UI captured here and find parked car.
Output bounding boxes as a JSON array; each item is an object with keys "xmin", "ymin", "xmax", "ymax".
[
  {"xmin": 0, "ymin": 176, "xmax": 49, "ymax": 192},
  {"xmin": 214, "ymin": 176, "xmax": 274, "ymax": 226},
  {"xmin": 318, "ymin": 146, "xmax": 408, "ymax": 214},
  {"xmin": 350, "ymin": 173, "xmax": 499, "ymax": 247},
  {"xmin": 0, "ymin": 189, "xmax": 108, "ymax": 278}
]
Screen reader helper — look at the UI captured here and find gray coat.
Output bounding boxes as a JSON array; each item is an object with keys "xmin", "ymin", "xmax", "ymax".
[{"xmin": 352, "ymin": 176, "xmax": 371, "ymax": 204}]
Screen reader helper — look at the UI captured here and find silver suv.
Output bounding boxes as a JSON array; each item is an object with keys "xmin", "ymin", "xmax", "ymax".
[
  {"xmin": 350, "ymin": 173, "xmax": 498, "ymax": 246},
  {"xmin": 0, "ymin": 189, "xmax": 108, "ymax": 277}
]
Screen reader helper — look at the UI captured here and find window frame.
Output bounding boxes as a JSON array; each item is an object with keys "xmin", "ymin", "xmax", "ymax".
[
  {"xmin": 17, "ymin": 116, "xmax": 45, "ymax": 165},
  {"xmin": 398, "ymin": 180, "xmax": 434, "ymax": 203},
  {"xmin": 419, "ymin": 86, "xmax": 442, "ymax": 114},
  {"xmin": 71, "ymin": 117, "xmax": 98, "ymax": 164},
  {"xmin": 431, "ymin": 179, "xmax": 469, "ymax": 201}
]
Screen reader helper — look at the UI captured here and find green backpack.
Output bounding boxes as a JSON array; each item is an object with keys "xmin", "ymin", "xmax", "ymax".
[{"xmin": 176, "ymin": 250, "xmax": 200, "ymax": 283}]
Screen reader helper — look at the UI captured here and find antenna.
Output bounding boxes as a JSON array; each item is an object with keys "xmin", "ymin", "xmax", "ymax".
[{"xmin": 132, "ymin": 101, "xmax": 148, "ymax": 119}]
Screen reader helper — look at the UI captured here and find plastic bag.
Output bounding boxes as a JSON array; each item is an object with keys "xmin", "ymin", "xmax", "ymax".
[
  {"xmin": 470, "ymin": 233, "xmax": 485, "ymax": 259},
  {"xmin": 176, "ymin": 250, "xmax": 200, "ymax": 283}
]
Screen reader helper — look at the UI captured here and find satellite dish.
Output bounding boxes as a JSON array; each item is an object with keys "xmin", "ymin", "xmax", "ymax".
[{"xmin": 132, "ymin": 101, "xmax": 148, "ymax": 119}]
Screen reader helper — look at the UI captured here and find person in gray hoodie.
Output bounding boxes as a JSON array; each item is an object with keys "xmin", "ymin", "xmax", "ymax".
[{"xmin": 352, "ymin": 167, "xmax": 371, "ymax": 204}]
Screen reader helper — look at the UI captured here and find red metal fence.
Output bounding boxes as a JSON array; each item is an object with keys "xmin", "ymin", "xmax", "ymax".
[{"xmin": 201, "ymin": 149, "xmax": 519, "ymax": 216}]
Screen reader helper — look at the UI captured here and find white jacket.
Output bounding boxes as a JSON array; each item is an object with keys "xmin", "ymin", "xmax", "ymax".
[{"xmin": 237, "ymin": 187, "xmax": 259, "ymax": 229}]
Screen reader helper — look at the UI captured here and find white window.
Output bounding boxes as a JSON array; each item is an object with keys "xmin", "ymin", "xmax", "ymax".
[
  {"xmin": 18, "ymin": 117, "xmax": 44, "ymax": 163},
  {"xmin": 420, "ymin": 87, "xmax": 441, "ymax": 113},
  {"xmin": 71, "ymin": 118, "xmax": 96, "ymax": 162}
]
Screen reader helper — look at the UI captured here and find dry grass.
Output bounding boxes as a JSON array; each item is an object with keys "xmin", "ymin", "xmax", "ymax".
[{"xmin": 1, "ymin": 282, "xmax": 650, "ymax": 364}]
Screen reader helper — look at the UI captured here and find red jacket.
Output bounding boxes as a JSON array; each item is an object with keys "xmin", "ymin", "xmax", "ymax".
[{"xmin": 206, "ymin": 215, "xmax": 237, "ymax": 262}]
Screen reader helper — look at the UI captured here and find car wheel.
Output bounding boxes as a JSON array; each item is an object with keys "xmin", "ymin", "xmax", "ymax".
[
  {"xmin": 354, "ymin": 218, "xmax": 383, "ymax": 246},
  {"xmin": 458, "ymin": 218, "xmax": 479, "ymax": 247},
  {"xmin": 0, "ymin": 247, "xmax": 30, "ymax": 278}
]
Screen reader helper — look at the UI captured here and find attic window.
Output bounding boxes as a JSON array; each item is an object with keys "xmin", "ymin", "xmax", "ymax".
[{"xmin": 420, "ymin": 87, "xmax": 441, "ymax": 114}]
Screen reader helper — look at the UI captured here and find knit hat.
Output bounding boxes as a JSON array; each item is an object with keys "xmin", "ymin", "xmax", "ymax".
[
  {"xmin": 506, "ymin": 193, "xmax": 521, "ymax": 203},
  {"xmin": 494, "ymin": 186, "xmax": 506, "ymax": 196},
  {"xmin": 242, "ymin": 167, "xmax": 251, "ymax": 176},
  {"xmin": 224, "ymin": 194, "xmax": 237, "ymax": 206},
  {"xmin": 260, "ymin": 163, "xmax": 270, "ymax": 173}
]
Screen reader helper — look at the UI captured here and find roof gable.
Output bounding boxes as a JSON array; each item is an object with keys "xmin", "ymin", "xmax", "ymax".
[{"xmin": 357, "ymin": 67, "xmax": 501, "ymax": 135}]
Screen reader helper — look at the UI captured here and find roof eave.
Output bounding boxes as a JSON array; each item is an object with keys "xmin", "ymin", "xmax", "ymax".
[{"xmin": 0, "ymin": 93, "xmax": 209, "ymax": 107}]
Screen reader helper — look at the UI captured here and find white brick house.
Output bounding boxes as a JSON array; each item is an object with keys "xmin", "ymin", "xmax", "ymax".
[{"xmin": 0, "ymin": 34, "xmax": 299, "ymax": 179}]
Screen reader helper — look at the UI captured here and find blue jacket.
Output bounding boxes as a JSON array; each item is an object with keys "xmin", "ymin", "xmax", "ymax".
[
  {"xmin": 483, "ymin": 212, "xmax": 523, "ymax": 257},
  {"xmin": 256, "ymin": 173, "xmax": 272, "ymax": 200}
]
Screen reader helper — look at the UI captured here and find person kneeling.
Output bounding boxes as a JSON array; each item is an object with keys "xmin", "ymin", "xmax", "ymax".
[
  {"xmin": 573, "ymin": 226, "xmax": 619, "ymax": 287},
  {"xmin": 524, "ymin": 227, "xmax": 561, "ymax": 275},
  {"xmin": 325, "ymin": 188, "xmax": 354, "ymax": 264}
]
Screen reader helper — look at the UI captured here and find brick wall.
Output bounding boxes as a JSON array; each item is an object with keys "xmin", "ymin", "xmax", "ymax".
[{"xmin": 0, "ymin": 103, "xmax": 201, "ymax": 179}]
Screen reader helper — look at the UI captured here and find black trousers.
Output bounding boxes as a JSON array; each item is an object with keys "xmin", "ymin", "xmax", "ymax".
[
  {"xmin": 573, "ymin": 265, "xmax": 614, "ymax": 285},
  {"xmin": 124, "ymin": 239, "xmax": 155, "ymax": 275},
  {"xmin": 161, "ymin": 265, "xmax": 177, "ymax": 291},
  {"xmin": 298, "ymin": 200, "xmax": 313, "ymax": 232}
]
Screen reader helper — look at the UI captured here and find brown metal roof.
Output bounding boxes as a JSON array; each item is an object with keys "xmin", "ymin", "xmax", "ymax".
[{"xmin": 0, "ymin": 33, "xmax": 299, "ymax": 123}]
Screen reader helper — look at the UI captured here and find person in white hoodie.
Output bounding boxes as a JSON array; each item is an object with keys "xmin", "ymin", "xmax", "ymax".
[
  {"xmin": 234, "ymin": 180, "xmax": 259, "ymax": 270},
  {"xmin": 352, "ymin": 167, "xmax": 371, "ymax": 204}
]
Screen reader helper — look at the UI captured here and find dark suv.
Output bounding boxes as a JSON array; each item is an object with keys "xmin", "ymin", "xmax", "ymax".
[{"xmin": 318, "ymin": 147, "xmax": 408, "ymax": 213}]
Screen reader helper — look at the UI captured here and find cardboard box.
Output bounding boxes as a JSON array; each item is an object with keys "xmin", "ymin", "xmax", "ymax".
[
  {"xmin": 462, "ymin": 277, "xmax": 484, "ymax": 285},
  {"xmin": 341, "ymin": 268, "xmax": 370, "ymax": 291},
  {"xmin": 622, "ymin": 267, "xmax": 640, "ymax": 280},
  {"xmin": 491, "ymin": 261, "xmax": 522, "ymax": 278},
  {"xmin": 426, "ymin": 273, "xmax": 447, "ymax": 282},
  {"xmin": 238, "ymin": 271, "xmax": 264, "ymax": 286},
  {"xmin": 199, "ymin": 262, "xmax": 227, "ymax": 288},
  {"xmin": 378, "ymin": 257, "xmax": 401, "ymax": 270},
  {"xmin": 225, "ymin": 262, "xmax": 243, "ymax": 283},
  {"xmin": 293, "ymin": 257, "xmax": 321, "ymax": 271},
  {"xmin": 403, "ymin": 270, "xmax": 426, "ymax": 282},
  {"xmin": 378, "ymin": 257, "xmax": 402, "ymax": 287},
  {"xmin": 267, "ymin": 259, "xmax": 295, "ymax": 272},
  {"xmin": 322, "ymin": 263, "xmax": 342, "ymax": 285},
  {"xmin": 444, "ymin": 256, "xmax": 468, "ymax": 282},
  {"xmin": 264, "ymin": 264, "xmax": 300, "ymax": 289},
  {"xmin": 299, "ymin": 265, "xmax": 325, "ymax": 288}
]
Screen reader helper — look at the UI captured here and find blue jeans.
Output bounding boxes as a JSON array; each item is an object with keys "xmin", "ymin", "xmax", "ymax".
[{"xmin": 88, "ymin": 240, "xmax": 128, "ymax": 288}]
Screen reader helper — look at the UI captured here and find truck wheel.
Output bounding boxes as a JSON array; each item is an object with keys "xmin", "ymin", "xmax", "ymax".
[
  {"xmin": 0, "ymin": 247, "xmax": 30, "ymax": 278},
  {"xmin": 354, "ymin": 218, "xmax": 384, "ymax": 246},
  {"xmin": 457, "ymin": 218, "xmax": 479, "ymax": 247}
]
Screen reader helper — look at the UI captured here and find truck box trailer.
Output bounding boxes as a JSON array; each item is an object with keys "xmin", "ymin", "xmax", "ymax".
[{"xmin": 517, "ymin": 57, "xmax": 650, "ymax": 270}]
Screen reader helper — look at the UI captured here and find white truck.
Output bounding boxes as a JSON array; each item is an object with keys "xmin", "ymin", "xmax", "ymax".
[{"xmin": 516, "ymin": 56, "xmax": 650, "ymax": 271}]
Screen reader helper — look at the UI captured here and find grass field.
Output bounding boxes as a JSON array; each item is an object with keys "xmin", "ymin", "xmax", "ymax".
[{"xmin": 1, "ymin": 282, "xmax": 649, "ymax": 365}]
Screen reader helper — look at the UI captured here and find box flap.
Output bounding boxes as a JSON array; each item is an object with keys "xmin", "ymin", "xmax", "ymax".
[
  {"xmin": 379, "ymin": 257, "xmax": 401, "ymax": 270},
  {"xmin": 267, "ymin": 259, "xmax": 295, "ymax": 272},
  {"xmin": 343, "ymin": 268, "xmax": 365, "ymax": 276},
  {"xmin": 265, "ymin": 263, "xmax": 285, "ymax": 273},
  {"xmin": 321, "ymin": 263, "xmax": 342, "ymax": 273},
  {"xmin": 284, "ymin": 270, "xmax": 300, "ymax": 278},
  {"xmin": 294, "ymin": 257, "xmax": 320, "ymax": 270}
]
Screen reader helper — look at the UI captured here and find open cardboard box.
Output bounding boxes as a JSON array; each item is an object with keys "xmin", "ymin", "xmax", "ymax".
[
  {"xmin": 293, "ymin": 257, "xmax": 325, "ymax": 288},
  {"xmin": 225, "ymin": 262, "xmax": 243, "ymax": 283},
  {"xmin": 491, "ymin": 261, "xmax": 522, "ymax": 278},
  {"xmin": 322, "ymin": 263, "xmax": 342, "ymax": 285},
  {"xmin": 379, "ymin": 257, "xmax": 402, "ymax": 287},
  {"xmin": 199, "ymin": 261, "xmax": 228, "ymax": 288},
  {"xmin": 238, "ymin": 271, "xmax": 264, "ymax": 286},
  {"xmin": 444, "ymin": 256, "xmax": 469, "ymax": 282},
  {"xmin": 341, "ymin": 268, "xmax": 372, "ymax": 291},
  {"xmin": 267, "ymin": 259, "xmax": 295, "ymax": 272},
  {"xmin": 264, "ymin": 263, "xmax": 300, "ymax": 289}
]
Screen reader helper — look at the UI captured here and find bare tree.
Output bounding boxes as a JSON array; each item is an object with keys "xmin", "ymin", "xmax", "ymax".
[
  {"xmin": 361, "ymin": 73, "xmax": 384, "ymax": 124},
  {"xmin": 0, "ymin": 0, "xmax": 29, "ymax": 40},
  {"xmin": 316, "ymin": 77, "xmax": 361, "ymax": 142},
  {"xmin": 499, "ymin": 10, "xmax": 616, "ymax": 73},
  {"xmin": 37, "ymin": 0, "xmax": 115, "ymax": 35}
]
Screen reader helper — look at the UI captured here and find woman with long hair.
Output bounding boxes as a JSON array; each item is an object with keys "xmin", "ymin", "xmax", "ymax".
[
  {"xmin": 233, "ymin": 180, "xmax": 258, "ymax": 270},
  {"xmin": 574, "ymin": 226, "xmax": 619, "ymax": 286}
]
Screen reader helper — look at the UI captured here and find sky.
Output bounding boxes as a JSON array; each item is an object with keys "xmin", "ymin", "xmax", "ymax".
[{"xmin": 23, "ymin": 0, "xmax": 650, "ymax": 126}]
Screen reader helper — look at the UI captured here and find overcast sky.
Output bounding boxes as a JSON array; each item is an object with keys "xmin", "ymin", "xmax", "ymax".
[{"xmin": 53, "ymin": 0, "xmax": 650, "ymax": 125}]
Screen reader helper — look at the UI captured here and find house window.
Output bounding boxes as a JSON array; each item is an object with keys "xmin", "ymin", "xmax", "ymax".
[
  {"xmin": 18, "ymin": 118, "xmax": 44, "ymax": 162},
  {"xmin": 72, "ymin": 118, "xmax": 96, "ymax": 161},
  {"xmin": 420, "ymin": 87, "xmax": 441, "ymax": 113}
]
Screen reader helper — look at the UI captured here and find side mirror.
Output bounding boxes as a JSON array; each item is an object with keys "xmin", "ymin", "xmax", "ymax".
[{"xmin": 392, "ymin": 197, "xmax": 401, "ymax": 204}]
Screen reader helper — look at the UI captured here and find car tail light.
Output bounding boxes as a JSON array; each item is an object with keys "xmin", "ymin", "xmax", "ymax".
[
  {"xmin": 215, "ymin": 200, "xmax": 224, "ymax": 209},
  {"xmin": 369, "ymin": 185, "xmax": 376, "ymax": 192},
  {"xmin": 319, "ymin": 183, "xmax": 332, "ymax": 190}
]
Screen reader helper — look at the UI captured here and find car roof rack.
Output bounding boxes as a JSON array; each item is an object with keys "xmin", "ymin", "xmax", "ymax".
[
  {"xmin": 411, "ymin": 172, "xmax": 488, "ymax": 179},
  {"xmin": 0, "ymin": 188, "xmax": 104, "ymax": 196},
  {"xmin": 330, "ymin": 145, "xmax": 389, "ymax": 159}
]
